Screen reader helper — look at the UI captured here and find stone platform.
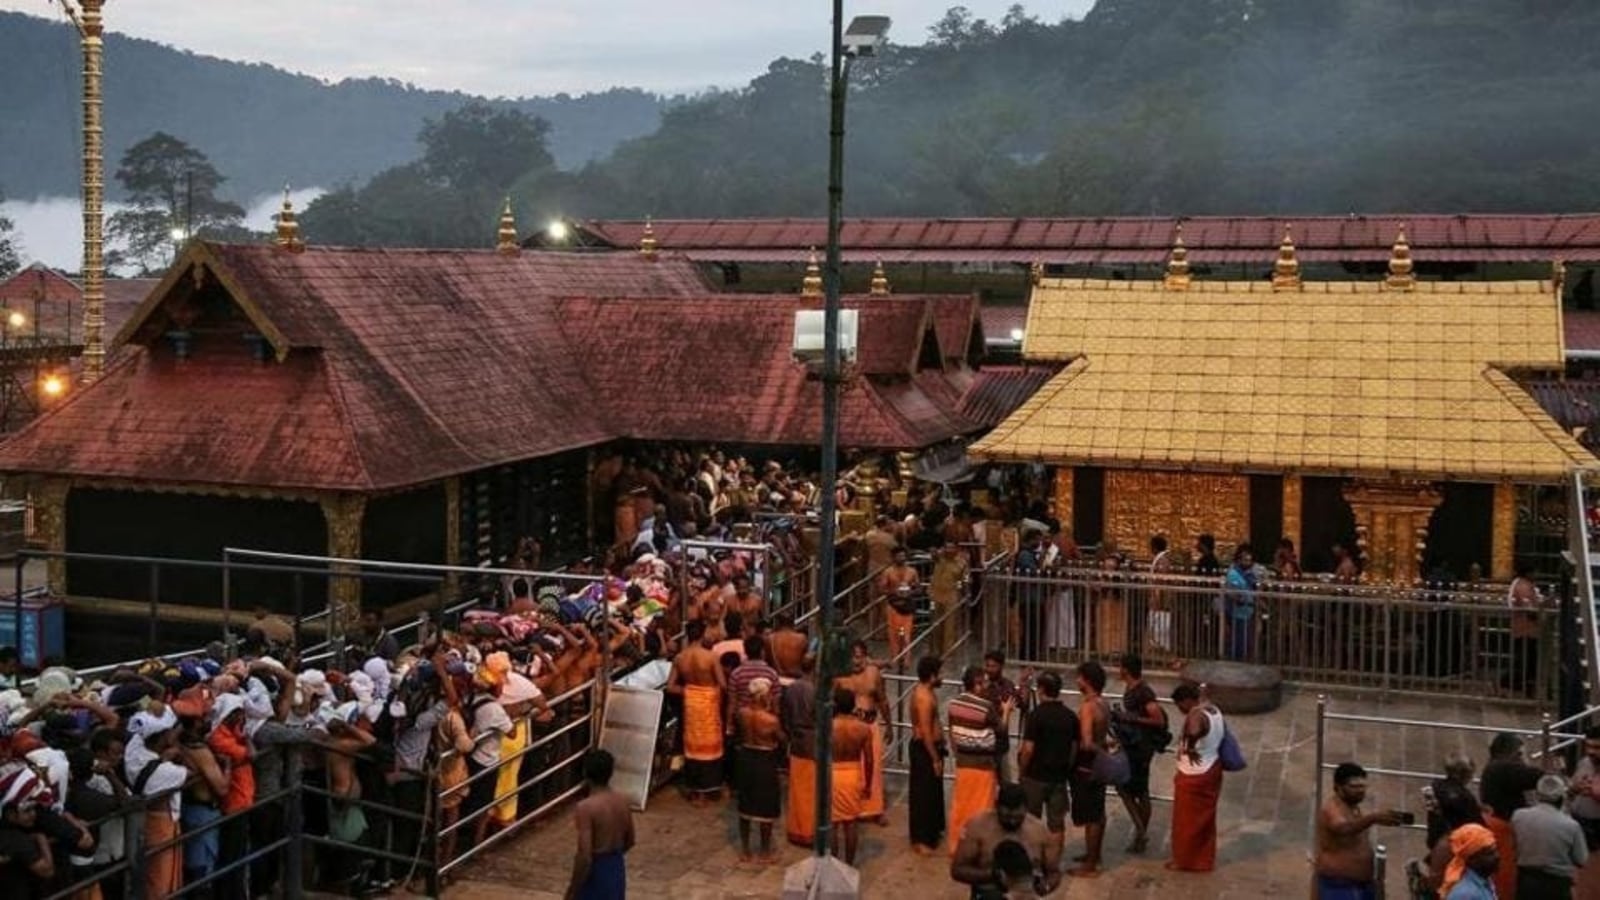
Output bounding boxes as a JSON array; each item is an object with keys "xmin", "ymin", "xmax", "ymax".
[
  {"xmin": 444, "ymin": 680, "xmax": 1549, "ymax": 899},
  {"xmin": 1178, "ymin": 660, "xmax": 1285, "ymax": 714}
]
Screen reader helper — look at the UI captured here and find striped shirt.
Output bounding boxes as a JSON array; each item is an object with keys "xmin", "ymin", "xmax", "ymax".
[
  {"xmin": 948, "ymin": 691, "xmax": 998, "ymax": 758},
  {"xmin": 730, "ymin": 660, "xmax": 781, "ymax": 708}
]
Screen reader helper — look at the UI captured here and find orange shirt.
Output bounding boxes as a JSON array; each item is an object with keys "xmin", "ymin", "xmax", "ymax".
[{"xmin": 207, "ymin": 724, "xmax": 256, "ymax": 815}]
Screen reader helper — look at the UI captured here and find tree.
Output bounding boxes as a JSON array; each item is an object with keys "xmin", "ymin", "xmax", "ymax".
[
  {"xmin": 0, "ymin": 190, "xmax": 19, "ymax": 278},
  {"xmin": 107, "ymin": 132, "xmax": 244, "ymax": 273},
  {"xmin": 419, "ymin": 102, "xmax": 555, "ymax": 193}
]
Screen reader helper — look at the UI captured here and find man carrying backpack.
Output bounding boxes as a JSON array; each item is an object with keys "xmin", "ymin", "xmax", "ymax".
[{"xmin": 1113, "ymin": 654, "xmax": 1170, "ymax": 855}]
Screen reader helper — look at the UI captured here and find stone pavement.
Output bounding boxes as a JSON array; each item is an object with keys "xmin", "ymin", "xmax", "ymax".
[{"xmin": 449, "ymin": 679, "xmax": 1544, "ymax": 899}]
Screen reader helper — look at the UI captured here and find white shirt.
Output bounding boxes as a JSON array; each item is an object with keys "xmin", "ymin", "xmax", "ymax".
[
  {"xmin": 1176, "ymin": 706, "xmax": 1224, "ymax": 776},
  {"xmin": 469, "ymin": 698, "xmax": 513, "ymax": 768}
]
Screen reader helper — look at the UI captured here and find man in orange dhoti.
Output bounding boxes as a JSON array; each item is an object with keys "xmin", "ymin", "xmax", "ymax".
[
  {"xmin": 669, "ymin": 622, "xmax": 727, "ymax": 806},
  {"xmin": 829, "ymin": 687, "xmax": 875, "ymax": 865},
  {"xmin": 784, "ymin": 658, "xmax": 818, "ymax": 846},
  {"xmin": 836, "ymin": 641, "xmax": 888, "ymax": 824},
  {"xmin": 125, "ymin": 708, "xmax": 188, "ymax": 900},
  {"xmin": 878, "ymin": 548, "xmax": 920, "ymax": 672},
  {"xmin": 947, "ymin": 665, "xmax": 1004, "ymax": 856}
]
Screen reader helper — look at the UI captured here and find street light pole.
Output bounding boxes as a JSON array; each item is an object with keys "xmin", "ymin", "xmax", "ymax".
[
  {"xmin": 812, "ymin": 4, "xmax": 890, "ymax": 864},
  {"xmin": 811, "ymin": 0, "xmax": 848, "ymax": 858}
]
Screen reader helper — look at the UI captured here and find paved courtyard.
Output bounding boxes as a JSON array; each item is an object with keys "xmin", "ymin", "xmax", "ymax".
[{"xmin": 449, "ymin": 678, "xmax": 1553, "ymax": 899}]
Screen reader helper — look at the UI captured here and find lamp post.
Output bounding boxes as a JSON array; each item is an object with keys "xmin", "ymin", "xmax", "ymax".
[{"xmin": 812, "ymin": 4, "xmax": 890, "ymax": 865}]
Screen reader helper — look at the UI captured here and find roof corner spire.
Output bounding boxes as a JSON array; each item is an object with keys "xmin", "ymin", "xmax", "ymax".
[
  {"xmin": 801, "ymin": 248, "xmax": 823, "ymax": 296},
  {"xmin": 1271, "ymin": 223, "xmax": 1300, "ymax": 291},
  {"xmin": 274, "ymin": 184, "xmax": 305, "ymax": 254},
  {"xmin": 496, "ymin": 197, "xmax": 519, "ymax": 256},
  {"xmin": 1385, "ymin": 224, "xmax": 1415, "ymax": 291},
  {"xmin": 1164, "ymin": 222, "xmax": 1191, "ymax": 290},
  {"xmin": 869, "ymin": 260, "xmax": 891, "ymax": 295},
  {"xmin": 638, "ymin": 217, "xmax": 658, "ymax": 260}
]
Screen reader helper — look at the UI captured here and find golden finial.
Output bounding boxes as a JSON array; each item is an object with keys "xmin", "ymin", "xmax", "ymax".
[
  {"xmin": 869, "ymin": 260, "xmax": 890, "ymax": 295},
  {"xmin": 1554, "ymin": 258, "xmax": 1568, "ymax": 294},
  {"xmin": 496, "ymin": 197, "xmax": 519, "ymax": 256},
  {"xmin": 638, "ymin": 217, "xmax": 658, "ymax": 260},
  {"xmin": 1271, "ymin": 223, "xmax": 1300, "ymax": 291},
  {"xmin": 1029, "ymin": 261, "xmax": 1043, "ymax": 286},
  {"xmin": 1385, "ymin": 224, "xmax": 1414, "ymax": 291},
  {"xmin": 274, "ymin": 185, "xmax": 304, "ymax": 253},
  {"xmin": 1164, "ymin": 222, "xmax": 1191, "ymax": 290},
  {"xmin": 801, "ymin": 248, "xmax": 823, "ymax": 297}
]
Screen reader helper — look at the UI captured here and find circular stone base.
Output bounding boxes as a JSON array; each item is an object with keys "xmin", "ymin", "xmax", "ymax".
[{"xmin": 1177, "ymin": 660, "xmax": 1284, "ymax": 715}]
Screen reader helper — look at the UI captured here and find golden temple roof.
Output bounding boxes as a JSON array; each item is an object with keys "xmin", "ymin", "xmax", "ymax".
[{"xmin": 969, "ymin": 277, "xmax": 1594, "ymax": 481}]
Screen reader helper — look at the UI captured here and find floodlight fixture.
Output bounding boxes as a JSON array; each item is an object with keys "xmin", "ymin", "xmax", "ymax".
[{"xmin": 843, "ymin": 15, "xmax": 891, "ymax": 56}]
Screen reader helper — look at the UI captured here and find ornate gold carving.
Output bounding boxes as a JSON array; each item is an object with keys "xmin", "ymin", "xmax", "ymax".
[
  {"xmin": 1051, "ymin": 468, "xmax": 1074, "ymax": 535},
  {"xmin": 496, "ymin": 197, "xmax": 519, "ymax": 256},
  {"xmin": 1164, "ymin": 223, "xmax": 1191, "ymax": 290},
  {"xmin": 1491, "ymin": 481, "xmax": 1515, "ymax": 580},
  {"xmin": 1341, "ymin": 479, "xmax": 1443, "ymax": 584},
  {"xmin": 1104, "ymin": 469, "xmax": 1248, "ymax": 559},
  {"xmin": 33, "ymin": 478, "xmax": 69, "ymax": 593},
  {"xmin": 274, "ymin": 186, "xmax": 305, "ymax": 253},
  {"xmin": 1282, "ymin": 475, "xmax": 1303, "ymax": 556},
  {"xmin": 320, "ymin": 493, "xmax": 367, "ymax": 635},
  {"xmin": 1029, "ymin": 261, "xmax": 1043, "ymax": 286},
  {"xmin": 870, "ymin": 261, "xmax": 891, "ymax": 296},
  {"xmin": 1272, "ymin": 224, "xmax": 1301, "ymax": 291},
  {"xmin": 801, "ymin": 248, "xmax": 823, "ymax": 296},
  {"xmin": 853, "ymin": 458, "xmax": 880, "ymax": 514},
  {"xmin": 638, "ymin": 217, "xmax": 658, "ymax": 260},
  {"xmin": 1385, "ymin": 224, "xmax": 1415, "ymax": 291}
]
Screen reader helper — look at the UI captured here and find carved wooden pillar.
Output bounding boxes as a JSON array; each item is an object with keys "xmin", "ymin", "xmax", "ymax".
[
  {"xmin": 1282, "ymin": 474, "xmax": 1303, "ymax": 556},
  {"xmin": 32, "ymin": 478, "xmax": 69, "ymax": 593},
  {"xmin": 320, "ymin": 493, "xmax": 367, "ymax": 634},
  {"xmin": 1491, "ymin": 482, "xmax": 1516, "ymax": 581},
  {"xmin": 1052, "ymin": 467, "xmax": 1074, "ymax": 533},
  {"xmin": 444, "ymin": 477, "xmax": 461, "ymax": 597},
  {"xmin": 1341, "ymin": 479, "xmax": 1443, "ymax": 584}
]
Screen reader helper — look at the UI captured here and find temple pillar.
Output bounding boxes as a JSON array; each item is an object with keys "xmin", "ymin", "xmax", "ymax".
[
  {"xmin": 32, "ymin": 477, "xmax": 69, "ymax": 593},
  {"xmin": 1341, "ymin": 479, "xmax": 1443, "ymax": 584},
  {"xmin": 1491, "ymin": 482, "xmax": 1516, "ymax": 581},
  {"xmin": 854, "ymin": 458, "xmax": 881, "ymax": 515},
  {"xmin": 1052, "ymin": 467, "xmax": 1074, "ymax": 533},
  {"xmin": 444, "ymin": 477, "xmax": 462, "ymax": 597},
  {"xmin": 1282, "ymin": 475, "xmax": 1303, "ymax": 558},
  {"xmin": 319, "ymin": 493, "xmax": 367, "ymax": 634}
]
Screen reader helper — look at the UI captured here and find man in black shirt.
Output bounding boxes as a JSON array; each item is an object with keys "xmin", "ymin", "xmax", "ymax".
[
  {"xmin": 1480, "ymin": 732, "xmax": 1542, "ymax": 821},
  {"xmin": 1019, "ymin": 671, "xmax": 1078, "ymax": 858},
  {"xmin": 1115, "ymin": 654, "xmax": 1167, "ymax": 854},
  {"xmin": 981, "ymin": 650, "xmax": 1021, "ymax": 782}
]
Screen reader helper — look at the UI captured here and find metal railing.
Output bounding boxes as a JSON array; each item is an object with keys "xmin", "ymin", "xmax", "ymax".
[
  {"xmin": 981, "ymin": 567, "xmax": 1558, "ymax": 702},
  {"xmin": 1570, "ymin": 469, "xmax": 1600, "ymax": 707}
]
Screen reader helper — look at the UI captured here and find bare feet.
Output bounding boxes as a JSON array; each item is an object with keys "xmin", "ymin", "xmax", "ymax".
[
  {"xmin": 1068, "ymin": 865, "xmax": 1101, "ymax": 878},
  {"xmin": 912, "ymin": 843, "xmax": 937, "ymax": 856}
]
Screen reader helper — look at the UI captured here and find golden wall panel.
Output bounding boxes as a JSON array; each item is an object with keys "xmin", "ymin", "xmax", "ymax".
[
  {"xmin": 1052, "ymin": 468, "xmax": 1074, "ymax": 533},
  {"xmin": 1104, "ymin": 469, "xmax": 1249, "ymax": 558},
  {"xmin": 1491, "ymin": 482, "xmax": 1515, "ymax": 580},
  {"xmin": 1282, "ymin": 474, "xmax": 1303, "ymax": 556}
]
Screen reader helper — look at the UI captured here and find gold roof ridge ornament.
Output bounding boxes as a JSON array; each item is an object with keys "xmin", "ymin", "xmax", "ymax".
[
  {"xmin": 1164, "ymin": 222, "xmax": 1191, "ymax": 290},
  {"xmin": 1030, "ymin": 261, "xmax": 1044, "ymax": 286},
  {"xmin": 1385, "ymin": 223, "xmax": 1415, "ymax": 291},
  {"xmin": 869, "ymin": 259, "xmax": 891, "ymax": 295},
  {"xmin": 496, "ymin": 197, "xmax": 519, "ymax": 256},
  {"xmin": 1554, "ymin": 258, "xmax": 1567, "ymax": 295},
  {"xmin": 274, "ymin": 185, "xmax": 305, "ymax": 253},
  {"xmin": 1271, "ymin": 223, "xmax": 1300, "ymax": 291},
  {"xmin": 638, "ymin": 217, "xmax": 658, "ymax": 260},
  {"xmin": 801, "ymin": 247, "xmax": 824, "ymax": 297}
]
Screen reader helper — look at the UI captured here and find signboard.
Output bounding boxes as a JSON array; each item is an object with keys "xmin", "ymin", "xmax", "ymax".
[{"xmin": 598, "ymin": 684, "xmax": 665, "ymax": 811}]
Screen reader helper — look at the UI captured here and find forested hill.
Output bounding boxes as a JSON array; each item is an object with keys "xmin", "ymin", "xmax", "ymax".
[
  {"xmin": 546, "ymin": 0, "xmax": 1600, "ymax": 220},
  {"xmin": 0, "ymin": 10, "xmax": 664, "ymax": 201}
]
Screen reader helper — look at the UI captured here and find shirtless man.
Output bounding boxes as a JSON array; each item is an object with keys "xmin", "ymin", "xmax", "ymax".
[
  {"xmin": 565, "ymin": 749, "xmax": 635, "ymax": 900},
  {"xmin": 325, "ymin": 713, "xmax": 377, "ymax": 852},
  {"xmin": 1314, "ymin": 762, "xmax": 1405, "ymax": 898},
  {"xmin": 951, "ymin": 783, "xmax": 1060, "ymax": 896},
  {"xmin": 767, "ymin": 615, "xmax": 809, "ymax": 682},
  {"xmin": 732, "ymin": 575, "xmax": 763, "ymax": 626},
  {"xmin": 909, "ymin": 655, "xmax": 946, "ymax": 855},
  {"xmin": 878, "ymin": 547, "xmax": 921, "ymax": 671},
  {"xmin": 736, "ymin": 680, "xmax": 785, "ymax": 863},
  {"xmin": 829, "ymin": 687, "xmax": 876, "ymax": 865},
  {"xmin": 667, "ymin": 621, "xmax": 728, "ymax": 805},
  {"xmin": 696, "ymin": 582, "xmax": 728, "ymax": 644},
  {"xmin": 836, "ymin": 640, "xmax": 889, "ymax": 824}
]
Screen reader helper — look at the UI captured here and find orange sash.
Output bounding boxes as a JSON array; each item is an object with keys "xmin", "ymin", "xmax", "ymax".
[
  {"xmin": 144, "ymin": 811, "xmax": 183, "ymax": 899},
  {"xmin": 684, "ymin": 684, "xmax": 724, "ymax": 762},
  {"xmin": 948, "ymin": 766, "xmax": 998, "ymax": 855},
  {"xmin": 831, "ymin": 760, "xmax": 863, "ymax": 823},
  {"xmin": 787, "ymin": 753, "xmax": 816, "ymax": 846},
  {"xmin": 861, "ymin": 721, "xmax": 886, "ymax": 819}
]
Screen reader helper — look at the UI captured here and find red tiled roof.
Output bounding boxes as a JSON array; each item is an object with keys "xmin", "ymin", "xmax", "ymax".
[
  {"xmin": 959, "ymin": 366, "xmax": 1065, "ymax": 429},
  {"xmin": 1566, "ymin": 311, "xmax": 1600, "ymax": 353},
  {"xmin": 0, "ymin": 265, "xmax": 80, "ymax": 305},
  {"xmin": 580, "ymin": 215, "xmax": 1600, "ymax": 263},
  {"xmin": 554, "ymin": 294, "xmax": 976, "ymax": 449},
  {"xmin": 980, "ymin": 306, "xmax": 1028, "ymax": 343},
  {"xmin": 926, "ymin": 294, "xmax": 982, "ymax": 363},
  {"xmin": 0, "ymin": 244, "xmax": 712, "ymax": 492}
]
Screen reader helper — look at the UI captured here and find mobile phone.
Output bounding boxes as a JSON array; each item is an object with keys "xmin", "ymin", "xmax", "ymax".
[{"xmin": 1397, "ymin": 811, "xmax": 1416, "ymax": 826}]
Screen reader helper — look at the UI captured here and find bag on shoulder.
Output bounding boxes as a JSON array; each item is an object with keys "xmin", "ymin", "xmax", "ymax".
[
  {"xmin": 1218, "ymin": 725, "xmax": 1247, "ymax": 772},
  {"xmin": 1089, "ymin": 745, "xmax": 1131, "ymax": 786}
]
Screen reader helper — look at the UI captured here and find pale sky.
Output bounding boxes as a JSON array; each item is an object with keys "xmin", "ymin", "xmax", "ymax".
[{"xmin": 0, "ymin": 1, "xmax": 1095, "ymax": 96}]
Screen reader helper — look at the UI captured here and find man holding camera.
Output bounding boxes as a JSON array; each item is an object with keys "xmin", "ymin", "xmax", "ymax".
[{"xmin": 1315, "ymin": 762, "xmax": 1409, "ymax": 899}]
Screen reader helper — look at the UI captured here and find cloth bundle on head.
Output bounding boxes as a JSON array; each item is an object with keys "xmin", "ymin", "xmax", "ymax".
[
  {"xmin": 500, "ymin": 672, "xmax": 542, "ymax": 708},
  {"xmin": 210, "ymin": 692, "xmax": 245, "ymax": 734},
  {"xmin": 30, "ymin": 666, "xmax": 79, "ymax": 708},
  {"xmin": 0, "ymin": 762, "xmax": 50, "ymax": 813},
  {"xmin": 0, "ymin": 689, "xmax": 25, "ymax": 730},
  {"xmin": 1440, "ymin": 823, "xmax": 1497, "ymax": 898},
  {"xmin": 477, "ymin": 651, "xmax": 511, "ymax": 690},
  {"xmin": 362, "ymin": 658, "xmax": 393, "ymax": 702}
]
